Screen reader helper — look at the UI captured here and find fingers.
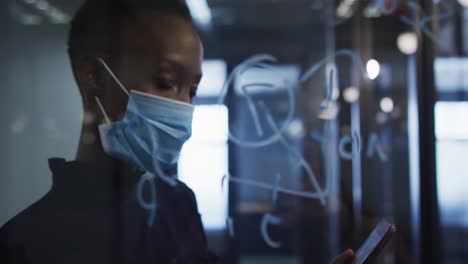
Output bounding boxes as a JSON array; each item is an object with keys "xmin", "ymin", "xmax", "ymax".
[{"xmin": 332, "ymin": 249, "xmax": 357, "ymax": 264}]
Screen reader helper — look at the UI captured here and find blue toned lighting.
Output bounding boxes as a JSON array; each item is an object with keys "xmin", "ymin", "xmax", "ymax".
[{"xmin": 434, "ymin": 57, "xmax": 468, "ymax": 93}]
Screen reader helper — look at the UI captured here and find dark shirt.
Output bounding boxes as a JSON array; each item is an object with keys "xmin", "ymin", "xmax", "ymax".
[{"xmin": 0, "ymin": 158, "xmax": 217, "ymax": 264}]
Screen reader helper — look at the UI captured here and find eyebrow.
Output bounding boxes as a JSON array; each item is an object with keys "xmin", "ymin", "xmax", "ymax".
[{"xmin": 158, "ymin": 59, "xmax": 202, "ymax": 84}]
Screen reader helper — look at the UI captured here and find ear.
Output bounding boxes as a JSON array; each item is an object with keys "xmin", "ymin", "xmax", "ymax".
[{"xmin": 72, "ymin": 56, "xmax": 107, "ymax": 105}]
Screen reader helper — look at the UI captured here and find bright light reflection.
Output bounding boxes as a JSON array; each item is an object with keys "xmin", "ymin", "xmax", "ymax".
[
  {"xmin": 343, "ymin": 86, "xmax": 360, "ymax": 103},
  {"xmin": 435, "ymin": 102, "xmax": 468, "ymax": 140},
  {"xmin": 178, "ymin": 105, "xmax": 228, "ymax": 230},
  {"xmin": 380, "ymin": 97, "xmax": 394, "ymax": 113},
  {"xmin": 197, "ymin": 60, "xmax": 227, "ymax": 97},
  {"xmin": 185, "ymin": 0, "xmax": 212, "ymax": 25},
  {"xmin": 458, "ymin": 0, "xmax": 468, "ymax": 7},
  {"xmin": 366, "ymin": 59, "xmax": 380, "ymax": 80},
  {"xmin": 436, "ymin": 102, "xmax": 468, "ymax": 226},
  {"xmin": 397, "ymin": 32, "xmax": 418, "ymax": 55}
]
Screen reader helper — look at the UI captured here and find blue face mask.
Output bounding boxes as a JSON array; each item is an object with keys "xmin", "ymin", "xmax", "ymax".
[{"xmin": 94, "ymin": 58, "xmax": 194, "ymax": 182}]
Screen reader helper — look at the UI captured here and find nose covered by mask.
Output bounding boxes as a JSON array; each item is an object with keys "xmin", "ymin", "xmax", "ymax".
[{"xmin": 94, "ymin": 58, "xmax": 194, "ymax": 177}]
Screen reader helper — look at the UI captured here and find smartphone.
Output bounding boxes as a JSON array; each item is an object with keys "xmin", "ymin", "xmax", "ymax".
[{"xmin": 354, "ymin": 220, "xmax": 396, "ymax": 264}]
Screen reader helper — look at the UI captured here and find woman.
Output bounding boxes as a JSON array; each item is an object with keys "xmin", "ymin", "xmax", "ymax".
[{"xmin": 0, "ymin": 0, "xmax": 356, "ymax": 263}]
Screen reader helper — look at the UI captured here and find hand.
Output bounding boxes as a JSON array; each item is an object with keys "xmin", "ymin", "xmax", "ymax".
[{"xmin": 331, "ymin": 249, "xmax": 357, "ymax": 264}]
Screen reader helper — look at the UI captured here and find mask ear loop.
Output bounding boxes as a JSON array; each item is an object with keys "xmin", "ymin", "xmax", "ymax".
[
  {"xmin": 93, "ymin": 57, "xmax": 130, "ymax": 124},
  {"xmin": 96, "ymin": 58, "xmax": 129, "ymax": 96},
  {"xmin": 94, "ymin": 97, "xmax": 111, "ymax": 124}
]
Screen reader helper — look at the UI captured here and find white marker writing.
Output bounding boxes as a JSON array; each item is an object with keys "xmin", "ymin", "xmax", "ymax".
[
  {"xmin": 136, "ymin": 172, "xmax": 157, "ymax": 227},
  {"xmin": 366, "ymin": 132, "xmax": 388, "ymax": 161},
  {"xmin": 260, "ymin": 213, "xmax": 282, "ymax": 248}
]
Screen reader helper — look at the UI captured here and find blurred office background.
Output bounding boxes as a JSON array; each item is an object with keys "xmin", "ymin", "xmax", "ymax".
[{"xmin": 1, "ymin": 0, "xmax": 468, "ymax": 263}]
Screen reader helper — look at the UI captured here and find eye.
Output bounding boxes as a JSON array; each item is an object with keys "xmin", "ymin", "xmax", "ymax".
[
  {"xmin": 154, "ymin": 77, "xmax": 175, "ymax": 90},
  {"xmin": 189, "ymin": 86, "xmax": 198, "ymax": 98}
]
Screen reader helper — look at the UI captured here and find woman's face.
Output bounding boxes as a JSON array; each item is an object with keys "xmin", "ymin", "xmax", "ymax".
[{"xmin": 101, "ymin": 11, "xmax": 203, "ymax": 121}]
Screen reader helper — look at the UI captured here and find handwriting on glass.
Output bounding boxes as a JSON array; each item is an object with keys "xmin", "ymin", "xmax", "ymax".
[
  {"xmin": 220, "ymin": 49, "xmax": 372, "ymax": 247},
  {"xmin": 336, "ymin": 0, "xmax": 452, "ymax": 43}
]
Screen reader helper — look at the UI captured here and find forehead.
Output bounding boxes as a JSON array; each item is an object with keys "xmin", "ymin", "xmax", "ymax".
[{"xmin": 120, "ymin": 11, "xmax": 203, "ymax": 75}]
